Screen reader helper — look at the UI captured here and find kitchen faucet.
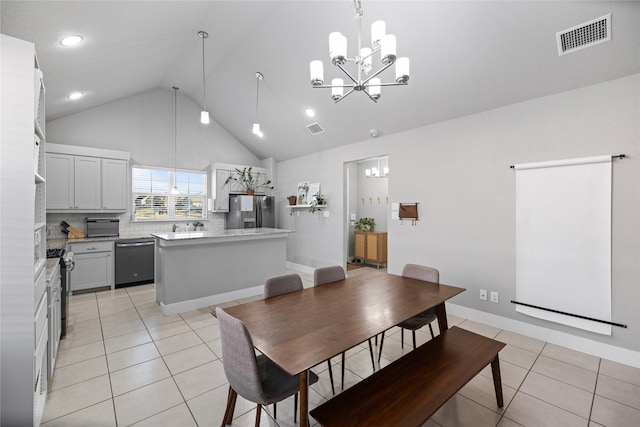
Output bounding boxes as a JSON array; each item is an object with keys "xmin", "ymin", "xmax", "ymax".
[{"xmin": 172, "ymin": 223, "xmax": 178, "ymax": 232}]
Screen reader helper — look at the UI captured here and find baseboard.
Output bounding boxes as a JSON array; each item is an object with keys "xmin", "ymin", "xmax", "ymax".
[
  {"xmin": 286, "ymin": 261, "xmax": 315, "ymax": 275},
  {"xmin": 159, "ymin": 285, "xmax": 264, "ymax": 315},
  {"xmin": 446, "ymin": 303, "xmax": 639, "ymax": 369}
]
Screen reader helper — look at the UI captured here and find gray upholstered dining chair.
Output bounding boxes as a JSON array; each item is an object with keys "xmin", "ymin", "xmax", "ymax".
[
  {"xmin": 264, "ymin": 273, "xmax": 304, "ymax": 299},
  {"xmin": 263, "ymin": 273, "xmax": 338, "ymax": 397},
  {"xmin": 217, "ymin": 306, "xmax": 318, "ymax": 427},
  {"xmin": 377, "ymin": 264, "xmax": 439, "ymax": 363},
  {"xmin": 313, "ymin": 266, "xmax": 376, "ymax": 391}
]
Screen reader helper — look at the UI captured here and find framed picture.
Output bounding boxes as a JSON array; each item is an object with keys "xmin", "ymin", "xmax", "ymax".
[
  {"xmin": 297, "ymin": 182, "xmax": 309, "ymax": 205},
  {"xmin": 307, "ymin": 183, "xmax": 320, "ymax": 204}
]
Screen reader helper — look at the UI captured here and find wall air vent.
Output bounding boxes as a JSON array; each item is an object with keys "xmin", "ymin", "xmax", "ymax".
[
  {"xmin": 556, "ymin": 13, "xmax": 611, "ymax": 56},
  {"xmin": 306, "ymin": 122, "xmax": 324, "ymax": 135}
]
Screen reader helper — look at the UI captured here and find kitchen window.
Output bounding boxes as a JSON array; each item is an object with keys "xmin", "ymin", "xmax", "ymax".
[{"xmin": 132, "ymin": 166, "xmax": 207, "ymax": 220}]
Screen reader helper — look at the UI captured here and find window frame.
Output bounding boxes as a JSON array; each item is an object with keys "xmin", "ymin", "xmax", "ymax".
[{"xmin": 131, "ymin": 164, "xmax": 208, "ymax": 222}]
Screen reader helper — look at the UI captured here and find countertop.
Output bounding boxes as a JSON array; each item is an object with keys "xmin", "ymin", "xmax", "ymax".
[
  {"xmin": 152, "ymin": 227, "xmax": 294, "ymax": 241},
  {"xmin": 45, "ymin": 258, "xmax": 60, "ymax": 282},
  {"xmin": 46, "ymin": 234, "xmax": 154, "ymax": 250}
]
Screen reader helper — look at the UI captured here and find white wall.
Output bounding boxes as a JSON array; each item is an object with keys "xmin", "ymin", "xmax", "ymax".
[
  {"xmin": 277, "ymin": 74, "xmax": 640, "ymax": 353},
  {"xmin": 47, "ymin": 88, "xmax": 260, "ymax": 171}
]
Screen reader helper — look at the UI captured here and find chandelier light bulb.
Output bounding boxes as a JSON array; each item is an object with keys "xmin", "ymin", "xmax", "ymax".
[
  {"xmin": 252, "ymin": 123, "xmax": 260, "ymax": 135},
  {"xmin": 369, "ymin": 78, "xmax": 381, "ymax": 100},
  {"xmin": 381, "ymin": 34, "xmax": 397, "ymax": 65},
  {"xmin": 331, "ymin": 78, "xmax": 344, "ymax": 101},
  {"xmin": 329, "ymin": 32, "xmax": 347, "ymax": 65},
  {"xmin": 310, "ymin": 60, "xmax": 324, "ymax": 86},
  {"xmin": 200, "ymin": 110, "xmax": 210, "ymax": 124},
  {"xmin": 371, "ymin": 21, "xmax": 386, "ymax": 48},
  {"xmin": 395, "ymin": 57, "xmax": 410, "ymax": 83}
]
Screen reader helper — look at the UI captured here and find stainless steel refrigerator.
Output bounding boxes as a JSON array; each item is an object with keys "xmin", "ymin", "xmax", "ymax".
[{"xmin": 226, "ymin": 195, "xmax": 275, "ymax": 229}]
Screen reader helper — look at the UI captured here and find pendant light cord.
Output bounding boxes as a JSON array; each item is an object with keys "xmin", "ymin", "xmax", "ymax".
[
  {"xmin": 201, "ymin": 33, "xmax": 207, "ymax": 110},
  {"xmin": 254, "ymin": 72, "xmax": 263, "ymax": 124},
  {"xmin": 173, "ymin": 86, "xmax": 178, "ymax": 175}
]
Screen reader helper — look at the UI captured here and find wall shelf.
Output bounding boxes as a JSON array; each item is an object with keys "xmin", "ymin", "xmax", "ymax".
[
  {"xmin": 288, "ymin": 204, "xmax": 327, "ymax": 215},
  {"xmin": 287, "ymin": 204, "xmax": 326, "ymax": 209}
]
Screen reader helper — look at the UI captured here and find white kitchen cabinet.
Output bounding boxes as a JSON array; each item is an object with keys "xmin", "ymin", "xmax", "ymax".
[
  {"xmin": 210, "ymin": 163, "xmax": 273, "ymax": 212},
  {"xmin": 46, "ymin": 143, "xmax": 129, "ymax": 213},
  {"xmin": 101, "ymin": 158, "xmax": 128, "ymax": 210},
  {"xmin": 74, "ymin": 156, "xmax": 101, "ymax": 209},
  {"xmin": 213, "ymin": 169, "xmax": 231, "ymax": 211},
  {"xmin": 69, "ymin": 241, "xmax": 114, "ymax": 292},
  {"xmin": 47, "ymin": 265, "xmax": 61, "ymax": 379},
  {"xmin": 46, "ymin": 153, "xmax": 74, "ymax": 209}
]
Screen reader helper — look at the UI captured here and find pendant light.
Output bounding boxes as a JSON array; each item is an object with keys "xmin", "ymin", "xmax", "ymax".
[
  {"xmin": 171, "ymin": 86, "xmax": 181, "ymax": 195},
  {"xmin": 252, "ymin": 72, "xmax": 264, "ymax": 138},
  {"xmin": 198, "ymin": 31, "xmax": 210, "ymax": 124}
]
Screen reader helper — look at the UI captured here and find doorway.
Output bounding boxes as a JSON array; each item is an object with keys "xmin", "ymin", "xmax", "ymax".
[{"xmin": 344, "ymin": 156, "xmax": 389, "ymax": 269}]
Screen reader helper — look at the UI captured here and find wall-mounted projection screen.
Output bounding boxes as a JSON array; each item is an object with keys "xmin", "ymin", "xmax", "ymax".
[{"xmin": 515, "ymin": 155, "xmax": 611, "ymax": 335}]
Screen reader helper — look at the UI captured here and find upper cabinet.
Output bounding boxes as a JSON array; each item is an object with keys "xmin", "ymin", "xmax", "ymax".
[
  {"xmin": 101, "ymin": 158, "xmax": 128, "ymax": 210},
  {"xmin": 46, "ymin": 143, "xmax": 129, "ymax": 213},
  {"xmin": 210, "ymin": 163, "xmax": 273, "ymax": 212}
]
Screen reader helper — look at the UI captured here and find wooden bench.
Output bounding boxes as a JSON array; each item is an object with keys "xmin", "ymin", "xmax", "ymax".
[{"xmin": 310, "ymin": 326, "xmax": 506, "ymax": 427}]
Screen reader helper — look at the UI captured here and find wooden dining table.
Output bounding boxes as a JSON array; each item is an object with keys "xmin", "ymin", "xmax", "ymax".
[{"xmin": 223, "ymin": 272, "xmax": 465, "ymax": 426}]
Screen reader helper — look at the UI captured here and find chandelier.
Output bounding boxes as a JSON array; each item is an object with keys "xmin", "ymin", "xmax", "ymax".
[{"xmin": 309, "ymin": 0, "xmax": 410, "ymax": 103}]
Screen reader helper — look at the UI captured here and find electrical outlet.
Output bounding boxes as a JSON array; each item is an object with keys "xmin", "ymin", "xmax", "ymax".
[
  {"xmin": 490, "ymin": 291, "xmax": 499, "ymax": 303},
  {"xmin": 323, "ymin": 211, "xmax": 330, "ymax": 218},
  {"xmin": 480, "ymin": 289, "xmax": 488, "ymax": 301}
]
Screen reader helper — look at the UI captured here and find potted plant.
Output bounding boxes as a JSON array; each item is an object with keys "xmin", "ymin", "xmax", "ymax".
[
  {"xmin": 309, "ymin": 191, "xmax": 326, "ymax": 213},
  {"xmin": 287, "ymin": 195, "xmax": 297, "ymax": 206},
  {"xmin": 224, "ymin": 167, "xmax": 272, "ymax": 195},
  {"xmin": 354, "ymin": 217, "xmax": 375, "ymax": 231}
]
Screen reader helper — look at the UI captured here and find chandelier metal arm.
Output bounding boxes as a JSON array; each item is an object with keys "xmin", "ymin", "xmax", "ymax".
[
  {"xmin": 361, "ymin": 60, "xmax": 394, "ymax": 85},
  {"xmin": 377, "ymin": 82, "xmax": 408, "ymax": 87},
  {"xmin": 336, "ymin": 63, "xmax": 359, "ymax": 85},
  {"xmin": 363, "ymin": 89, "xmax": 379, "ymax": 103},
  {"xmin": 334, "ymin": 87, "xmax": 356, "ymax": 103}
]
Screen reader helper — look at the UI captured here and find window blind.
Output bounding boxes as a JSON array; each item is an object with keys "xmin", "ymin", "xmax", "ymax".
[{"xmin": 132, "ymin": 166, "xmax": 207, "ymax": 220}]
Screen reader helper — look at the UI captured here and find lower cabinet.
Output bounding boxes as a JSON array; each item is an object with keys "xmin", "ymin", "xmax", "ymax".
[
  {"xmin": 69, "ymin": 241, "xmax": 113, "ymax": 292},
  {"xmin": 354, "ymin": 231, "xmax": 388, "ymax": 268}
]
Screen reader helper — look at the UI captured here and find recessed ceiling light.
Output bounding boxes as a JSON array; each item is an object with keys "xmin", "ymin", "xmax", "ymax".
[
  {"xmin": 60, "ymin": 35, "xmax": 83, "ymax": 46},
  {"xmin": 67, "ymin": 92, "xmax": 84, "ymax": 100},
  {"xmin": 305, "ymin": 108, "xmax": 316, "ymax": 118}
]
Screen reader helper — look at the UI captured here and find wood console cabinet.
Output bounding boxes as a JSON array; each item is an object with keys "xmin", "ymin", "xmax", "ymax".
[{"xmin": 354, "ymin": 231, "xmax": 387, "ymax": 268}]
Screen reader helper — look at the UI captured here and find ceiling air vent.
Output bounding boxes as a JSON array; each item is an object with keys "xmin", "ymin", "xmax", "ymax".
[
  {"xmin": 306, "ymin": 122, "xmax": 324, "ymax": 135},
  {"xmin": 556, "ymin": 13, "xmax": 611, "ymax": 56}
]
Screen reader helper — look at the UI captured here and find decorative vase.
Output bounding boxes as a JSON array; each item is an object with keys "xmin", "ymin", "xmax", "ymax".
[{"xmin": 247, "ymin": 189, "xmax": 255, "ymax": 195}]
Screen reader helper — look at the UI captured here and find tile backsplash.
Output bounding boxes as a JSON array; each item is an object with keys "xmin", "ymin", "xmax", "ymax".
[{"xmin": 46, "ymin": 212, "xmax": 225, "ymax": 240}]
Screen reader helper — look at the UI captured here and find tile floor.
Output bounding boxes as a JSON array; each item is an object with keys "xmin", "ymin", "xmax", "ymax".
[{"xmin": 42, "ymin": 267, "xmax": 640, "ymax": 426}]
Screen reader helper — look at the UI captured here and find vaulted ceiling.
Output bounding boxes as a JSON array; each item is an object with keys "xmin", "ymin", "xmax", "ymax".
[{"xmin": 2, "ymin": 1, "xmax": 639, "ymax": 161}]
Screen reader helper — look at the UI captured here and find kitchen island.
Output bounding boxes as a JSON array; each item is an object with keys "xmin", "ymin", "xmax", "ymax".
[{"xmin": 152, "ymin": 228, "xmax": 293, "ymax": 314}]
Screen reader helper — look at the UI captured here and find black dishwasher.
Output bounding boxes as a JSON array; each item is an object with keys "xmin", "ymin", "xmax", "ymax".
[{"xmin": 115, "ymin": 238, "xmax": 155, "ymax": 287}]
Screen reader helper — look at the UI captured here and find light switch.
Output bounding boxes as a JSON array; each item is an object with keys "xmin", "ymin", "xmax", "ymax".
[{"xmin": 350, "ymin": 213, "xmax": 356, "ymax": 220}]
